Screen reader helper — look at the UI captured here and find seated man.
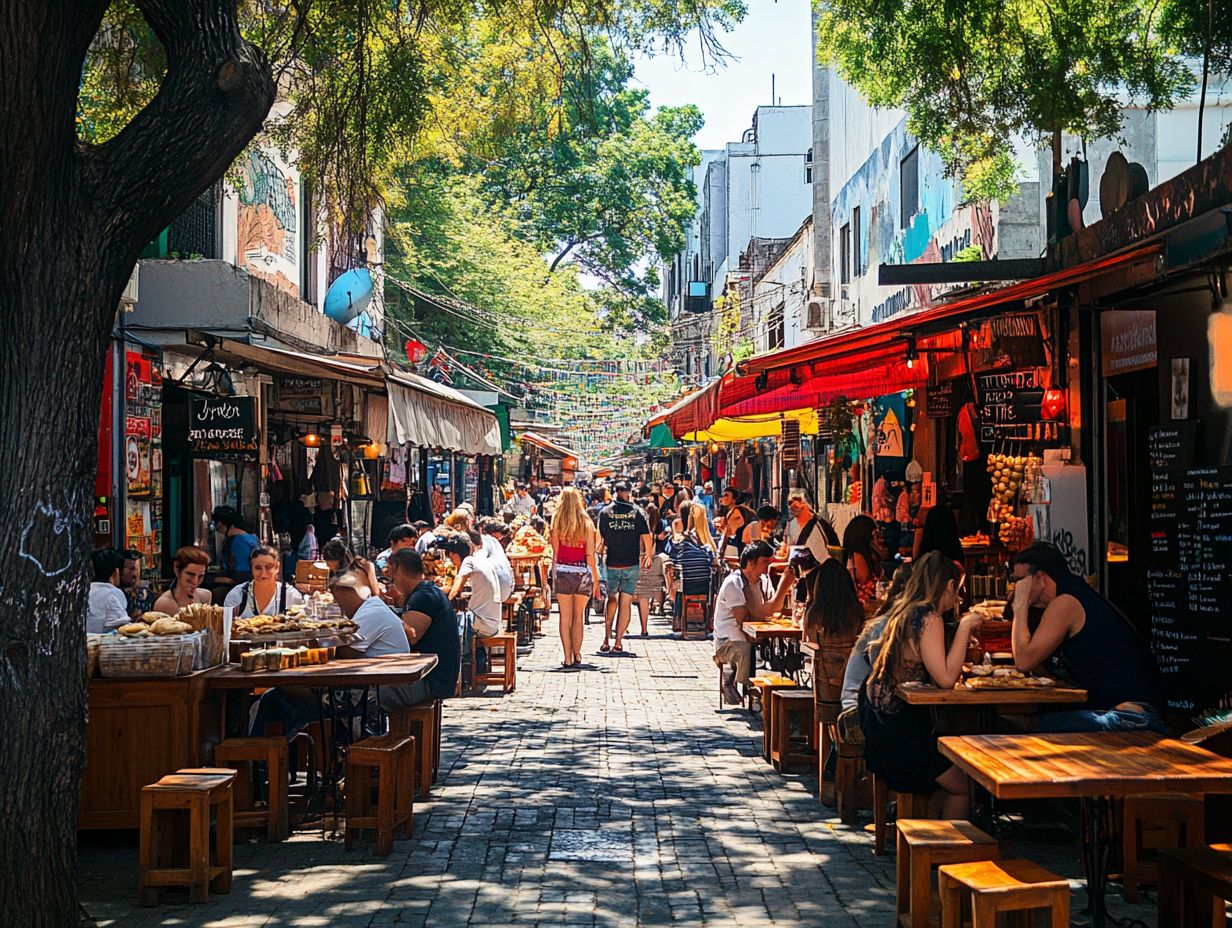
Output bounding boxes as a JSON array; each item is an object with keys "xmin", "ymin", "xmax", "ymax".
[
  {"xmin": 1010, "ymin": 543, "xmax": 1166, "ymax": 733},
  {"xmin": 712, "ymin": 540, "xmax": 796, "ymax": 706},
  {"xmin": 88, "ymin": 547, "xmax": 130, "ymax": 633},
  {"xmin": 375, "ymin": 523, "xmax": 419, "ymax": 576},
  {"xmin": 438, "ymin": 532, "xmax": 502, "ymax": 636},
  {"xmin": 477, "ymin": 517, "xmax": 514, "ymax": 603},
  {"xmin": 250, "ymin": 570, "xmax": 415, "ymax": 737},
  {"xmin": 384, "ymin": 549, "xmax": 461, "ymax": 706}
]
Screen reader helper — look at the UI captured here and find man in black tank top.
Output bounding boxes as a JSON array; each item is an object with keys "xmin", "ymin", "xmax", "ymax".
[{"xmin": 1009, "ymin": 543, "xmax": 1166, "ymax": 733}]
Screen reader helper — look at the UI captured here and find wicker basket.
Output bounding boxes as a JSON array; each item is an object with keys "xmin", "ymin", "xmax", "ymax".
[{"xmin": 99, "ymin": 635, "xmax": 196, "ymax": 678}]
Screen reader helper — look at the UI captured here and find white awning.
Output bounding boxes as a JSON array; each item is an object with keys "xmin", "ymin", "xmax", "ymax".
[{"xmin": 386, "ymin": 372, "xmax": 502, "ymax": 456}]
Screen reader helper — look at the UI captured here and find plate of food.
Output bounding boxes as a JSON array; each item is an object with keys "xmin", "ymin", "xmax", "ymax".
[{"xmin": 964, "ymin": 668, "xmax": 1055, "ymax": 689}]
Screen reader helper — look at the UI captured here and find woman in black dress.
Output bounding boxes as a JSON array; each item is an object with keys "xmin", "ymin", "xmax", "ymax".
[{"xmin": 859, "ymin": 551, "xmax": 984, "ymax": 818}]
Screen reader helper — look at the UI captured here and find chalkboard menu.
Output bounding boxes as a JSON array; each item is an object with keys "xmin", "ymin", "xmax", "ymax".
[
  {"xmin": 1146, "ymin": 464, "xmax": 1232, "ymax": 712},
  {"xmin": 1147, "ymin": 421, "xmax": 1198, "ymax": 470},
  {"xmin": 974, "ymin": 369, "xmax": 1046, "ymax": 443},
  {"xmin": 926, "ymin": 379, "xmax": 958, "ymax": 419},
  {"xmin": 189, "ymin": 396, "xmax": 258, "ymax": 461}
]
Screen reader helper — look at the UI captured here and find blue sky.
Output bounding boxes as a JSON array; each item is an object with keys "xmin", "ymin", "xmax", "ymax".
[{"xmin": 632, "ymin": 0, "xmax": 814, "ymax": 151}]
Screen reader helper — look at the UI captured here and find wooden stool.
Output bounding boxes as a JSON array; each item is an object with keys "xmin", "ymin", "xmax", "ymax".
[
  {"xmin": 751, "ymin": 676, "xmax": 797, "ymax": 762},
  {"xmin": 139, "ymin": 770, "xmax": 235, "ymax": 906},
  {"xmin": 680, "ymin": 593, "xmax": 709, "ymax": 640},
  {"xmin": 1122, "ymin": 792, "xmax": 1206, "ymax": 902},
  {"xmin": 938, "ymin": 858, "xmax": 1068, "ymax": 928},
  {"xmin": 769, "ymin": 690, "xmax": 817, "ymax": 773},
  {"xmin": 1159, "ymin": 843, "xmax": 1232, "ymax": 928},
  {"xmin": 816, "ymin": 699, "xmax": 840, "ymax": 806},
  {"xmin": 345, "ymin": 734, "xmax": 415, "ymax": 856},
  {"xmin": 473, "ymin": 631, "xmax": 517, "ymax": 693},
  {"xmin": 389, "ymin": 701, "xmax": 440, "ymax": 799},
  {"xmin": 873, "ymin": 776, "xmax": 932, "ymax": 856},
  {"xmin": 896, "ymin": 819, "xmax": 1000, "ymax": 928},
  {"xmin": 212, "ymin": 736, "xmax": 289, "ymax": 841}
]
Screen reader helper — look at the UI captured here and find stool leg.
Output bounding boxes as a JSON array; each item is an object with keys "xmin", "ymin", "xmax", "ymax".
[
  {"xmin": 506, "ymin": 644, "xmax": 516, "ymax": 693},
  {"xmin": 819, "ymin": 722, "xmax": 835, "ymax": 806},
  {"xmin": 376, "ymin": 758, "xmax": 395, "ymax": 856},
  {"xmin": 345, "ymin": 763, "xmax": 368, "ymax": 850},
  {"xmin": 1123, "ymin": 814, "xmax": 1141, "ymax": 903},
  {"xmin": 138, "ymin": 793, "xmax": 159, "ymax": 907},
  {"xmin": 873, "ymin": 776, "xmax": 888, "ymax": 856},
  {"xmin": 188, "ymin": 795, "xmax": 210, "ymax": 904},
  {"xmin": 895, "ymin": 827, "xmax": 909, "ymax": 920},
  {"xmin": 909, "ymin": 848, "xmax": 932, "ymax": 928},
  {"xmin": 213, "ymin": 789, "xmax": 233, "ymax": 894},
  {"xmin": 1050, "ymin": 892, "xmax": 1070, "ymax": 928},
  {"xmin": 398, "ymin": 742, "xmax": 415, "ymax": 839},
  {"xmin": 269, "ymin": 744, "xmax": 289, "ymax": 841},
  {"xmin": 939, "ymin": 872, "xmax": 962, "ymax": 928},
  {"xmin": 971, "ymin": 894, "xmax": 998, "ymax": 928},
  {"xmin": 417, "ymin": 724, "xmax": 432, "ymax": 800}
]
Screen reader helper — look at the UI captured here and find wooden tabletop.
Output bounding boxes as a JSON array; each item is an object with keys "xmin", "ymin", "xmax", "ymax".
[
  {"xmin": 898, "ymin": 681, "xmax": 1087, "ymax": 707},
  {"xmin": 742, "ymin": 622, "xmax": 802, "ymax": 641},
  {"xmin": 938, "ymin": 732, "xmax": 1232, "ymax": 800},
  {"xmin": 205, "ymin": 653, "xmax": 438, "ymax": 690}
]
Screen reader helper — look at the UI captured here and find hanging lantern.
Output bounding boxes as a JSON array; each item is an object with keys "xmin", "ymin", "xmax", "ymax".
[
  {"xmin": 405, "ymin": 339, "xmax": 428, "ymax": 364},
  {"xmin": 1041, "ymin": 388, "xmax": 1067, "ymax": 420},
  {"xmin": 300, "ymin": 431, "xmax": 322, "ymax": 448},
  {"xmin": 363, "ymin": 441, "xmax": 382, "ymax": 459}
]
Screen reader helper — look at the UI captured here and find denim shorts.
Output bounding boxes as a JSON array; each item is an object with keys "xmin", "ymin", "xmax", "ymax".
[
  {"xmin": 606, "ymin": 565, "xmax": 641, "ymax": 597},
  {"xmin": 1035, "ymin": 705, "xmax": 1169, "ymax": 735}
]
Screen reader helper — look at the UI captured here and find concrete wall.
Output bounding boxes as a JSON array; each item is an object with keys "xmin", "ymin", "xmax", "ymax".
[{"xmin": 754, "ymin": 222, "xmax": 813, "ymax": 352}]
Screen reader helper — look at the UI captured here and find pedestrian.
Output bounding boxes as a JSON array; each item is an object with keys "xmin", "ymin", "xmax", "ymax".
[
  {"xmin": 596, "ymin": 480, "xmax": 653, "ymax": 653},
  {"xmin": 549, "ymin": 488, "xmax": 600, "ymax": 669},
  {"xmin": 510, "ymin": 483, "xmax": 538, "ymax": 517}
]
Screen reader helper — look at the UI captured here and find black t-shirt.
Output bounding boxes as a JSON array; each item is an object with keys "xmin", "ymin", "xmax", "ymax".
[
  {"xmin": 403, "ymin": 580, "xmax": 461, "ymax": 701},
  {"xmin": 598, "ymin": 499, "xmax": 651, "ymax": 569}
]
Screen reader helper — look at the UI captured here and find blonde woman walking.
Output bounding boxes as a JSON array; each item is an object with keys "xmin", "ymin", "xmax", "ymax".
[{"xmin": 550, "ymin": 487, "xmax": 601, "ymax": 669}]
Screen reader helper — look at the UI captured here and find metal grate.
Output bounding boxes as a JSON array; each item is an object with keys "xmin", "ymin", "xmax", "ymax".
[{"xmin": 167, "ymin": 183, "xmax": 220, "ymax": 259}]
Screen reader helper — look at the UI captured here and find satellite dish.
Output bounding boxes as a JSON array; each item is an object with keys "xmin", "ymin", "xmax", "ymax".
[{"xmin": 323, "ymin": 268, "xmax": 373, "ymax": 323}]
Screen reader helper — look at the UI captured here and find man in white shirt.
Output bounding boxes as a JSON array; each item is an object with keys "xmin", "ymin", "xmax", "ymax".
[
  {"xmin": 478, "ymin": 518, "xmax": 514, "ymax": 603},
  {"xmin": 781, "ymin": 488, "xmax": 836, "ymax": 566},
  {"xmin": 509, "ymin": 483, "xmax": 538, "ymax": 517},
  {"xmin": 440, "ymin": 533, "xmax": 503, "ymax": 636},
  {"xmin": 88, "ymin": 548, "xmax": 131, "ymax": 633},
  {"xmin": 713, "ymin": 540, "xmax": 796, "ymax": 705}
]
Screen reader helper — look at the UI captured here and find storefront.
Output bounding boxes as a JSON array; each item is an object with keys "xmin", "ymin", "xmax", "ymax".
[{"xmin": 517, "ymin": 431, "xmax": 580, "ymax": 487}]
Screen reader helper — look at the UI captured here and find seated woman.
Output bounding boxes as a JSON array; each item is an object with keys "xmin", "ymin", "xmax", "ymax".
[
  {"xmin": 321, "ymin": 538, "xmax": 381, "ymax": 594},
  {"xmin": 223, "ymin": 545, "xmax": 305, "ymax": 617},
  {"xmin": 152, "ymin": 545, "xmax": 213, "ymax": 614},
  {"xmin": 842, "ymin": 515, "xmax": 886, "ymax": 605},
  {"xmin": 859, "ymin": 552, "xmax": 984, "ymax": 818},
  {"xmin": 803, "ymin": 558, "xmax": 866, "ymax": 649}
]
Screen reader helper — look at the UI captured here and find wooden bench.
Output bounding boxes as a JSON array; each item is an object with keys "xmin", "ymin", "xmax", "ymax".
[
  {"xmin": 769, "ymin": 689, "xmax": 817, "ymax": 773},
  {"xmin": 345, "ymin": 734, "xmax": 415, "ymax": 856},
  {"xmin": 139, "ymin": 770, "xmax": 235, "ymax": 906},
  {"xmin": 473, "ymin": 631, "xmax": 517, "ymax": 693},
  {"xmin": 873, "ymin": 777, "xmax": 931, "ymax": 856},
  {"xmin": 1122, "ymin": 792, "xmax": 1206, "ymax": 902},
  {"xmin": 1158, "ymin": 843, "xmax": 1232, "ymax": 928},
  {"xmin": 389, "ymin": 700, "xmax": 441, "ymax": 798},
  {"xmin": 895, "ymin": 819, "xmax": 999, "ymax": 928},
  {"xmin": 211, "ymin": 736, "xmax": 290, "ymax": 841},
  {"xmin": 938, "ymin": 858, "xmax": 1068, "ymax": 928}
]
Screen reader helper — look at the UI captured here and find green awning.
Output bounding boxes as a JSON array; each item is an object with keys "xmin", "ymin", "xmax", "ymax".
[{"xmin": 649, "ymin": 423, "xmax": 679, "ymax": 449}]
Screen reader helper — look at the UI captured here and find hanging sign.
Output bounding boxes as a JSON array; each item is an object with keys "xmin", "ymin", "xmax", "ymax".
[
  {"xmin": 189, "ymin": 396, "xmax": 258, "ymax": 460},
  {"xmin": 975, "ymin": 369, "xmax": 1046, "ymax": 443},
  {"xmin": 926, "ymin": 379, "xmax": 959, "ymax": 419},
  {"xmin": 274, "ymin": 377, "xmax": 331, "ymax": 416},
  {"xmin": 1101, "ymin": 310, "xmax": 1157, "ymax": 377},
  {"xmin": 969, "ymin": 313, "xmax": 1047, "ymax": 370}
]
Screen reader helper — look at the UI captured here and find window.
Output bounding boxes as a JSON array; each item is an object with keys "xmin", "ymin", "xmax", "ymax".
[
  {"xmin": 901, "ymin": 146, "xmax": 919, "ymax": 228},
  {"xmin": 804, "ymin": 147, "xmax": 814, "ymax": 184},
  {"xmin": 839, "ymin": 222, "xmax": 851, "ymax": 285},
  {"xmin": 769, "ymin": 303, "xmax": 785, "ymax": 351},
  {"xmin": 852, "ymin": 206, "xmax": 862, "ymax": 277}
]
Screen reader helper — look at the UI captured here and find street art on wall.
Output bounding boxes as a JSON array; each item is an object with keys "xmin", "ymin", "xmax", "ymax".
[{"xmin": 237, "ymin": 148, "xmax": 301, "ymax": 296}]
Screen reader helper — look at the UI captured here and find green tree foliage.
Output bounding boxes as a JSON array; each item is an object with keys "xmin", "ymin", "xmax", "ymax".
[{"xmin": 816, "ymin": 0, "xmax": 1195, "ymax": 200}]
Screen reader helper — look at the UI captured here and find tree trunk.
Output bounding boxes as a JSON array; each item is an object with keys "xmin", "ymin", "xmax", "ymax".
[{"xmin": 0, "ymin": 2, "xmax": 274, "ymax": 923}]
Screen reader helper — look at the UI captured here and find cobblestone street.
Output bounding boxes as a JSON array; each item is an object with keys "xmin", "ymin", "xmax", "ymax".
[{"xmin": 80, "ymin": 610, "xmax": 1159, "ymax": 927}]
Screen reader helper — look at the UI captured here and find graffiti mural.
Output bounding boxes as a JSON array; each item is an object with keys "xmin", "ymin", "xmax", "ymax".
[{"xmin": 237, "ymin": 148, "xmax": 301, "ymax": 296}]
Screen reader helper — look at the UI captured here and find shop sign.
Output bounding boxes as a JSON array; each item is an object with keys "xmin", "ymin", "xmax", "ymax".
[
  {"xmin": 970, "ymin": 313, "xmax": 1047, "ymax": 370},
  {"xmin": 274, "ymin": 376, "xmax": 332, "ymax": 416},
  {"xmin": 1101, "ymin": 309, "xmax": 1157, "ymax": 376},
  {"xmin": 975, "ymin": 368, "xmax": 1047, "ymax": 443},
  {"xmin": 189, "ymin": 396, "xmax": 258, "ymax": 460}
]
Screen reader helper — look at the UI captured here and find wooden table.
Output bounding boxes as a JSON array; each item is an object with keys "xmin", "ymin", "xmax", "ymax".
[
  {"xmin": 205, "ymin": 654, "xmax": 438, "ymax": 690},
  {"xmin": 898, "ymin": 682, "xmax": 1087, "ymax": 707},
  {"xmin": 939, "ymin": 732, "xmax": 1232, "ymax": 926},
  {"xmin": 744, "ymin": 622, "xmax": 804, "ymax": 682}
]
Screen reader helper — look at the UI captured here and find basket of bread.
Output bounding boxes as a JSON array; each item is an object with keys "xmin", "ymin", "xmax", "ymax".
[{"xmin": 99, "ymin": 631, "xmax": 198, "ymax": 677}]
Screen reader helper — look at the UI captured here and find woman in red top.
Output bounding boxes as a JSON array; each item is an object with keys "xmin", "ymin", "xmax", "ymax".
[{"xmin": 549, "ymin": 488, "xmax": 601, "ymax": 669}]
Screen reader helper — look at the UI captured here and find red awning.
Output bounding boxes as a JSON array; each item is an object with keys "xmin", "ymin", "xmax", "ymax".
[
  {"xmin": 737, "ymin": 243, "xmax": 1163, "ymax": 377},
  {"xmin": 655, "ymin": 379, "xmax": 725, "ymax": 440}
]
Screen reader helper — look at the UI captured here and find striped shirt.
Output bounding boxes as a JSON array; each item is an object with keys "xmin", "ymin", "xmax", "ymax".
[{"xmin": 668, "ymin": 533, "xmax": 715, "ymax": 595}]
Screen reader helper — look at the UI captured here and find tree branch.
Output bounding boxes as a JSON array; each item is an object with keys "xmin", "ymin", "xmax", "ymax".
[{"xmin": 81, "ymin": 0, "xmax": 275, "ymax": 277}]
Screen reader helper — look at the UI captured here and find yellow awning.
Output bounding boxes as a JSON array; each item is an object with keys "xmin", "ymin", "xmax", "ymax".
[{"xmin": 681, "ymin": 407, "xmax": 819, "ymax": 443}]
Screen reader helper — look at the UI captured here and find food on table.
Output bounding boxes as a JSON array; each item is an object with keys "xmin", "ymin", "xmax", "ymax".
[
  {"xmin": 507, "ymin": 525, "xmax": 547, "ymax": 557},
  {"xmin": 230, "ymin": 612, "xmax": 358, "ymax": 638},
  {"xmin": 120, "ymin": 614, "xmax": 194, "ymax": 636},
  {"xmin": 965, "ymin": 671, "xmax": 1055, "ymax": 689},
  {"xmin": 148, "ymin": 617, "xmax": 194, "ymax": 636},
  {"xmin": 118, "ymin": 622, "xmax": 152, "ymax": 637},
  {"xmin": 960, "ymin": 533, "xmax": 991, "ymax": 547}
]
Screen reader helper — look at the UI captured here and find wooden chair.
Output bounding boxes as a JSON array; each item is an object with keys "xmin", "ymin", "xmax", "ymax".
[
  {"xmin": 388, "ymin": 701, "xmax": 440, "ymax": 799},
  {"xmin": 938, "ymin": 858, "xmax": 1069, "ymax": 928},
  {"xmin": 873, "ymin": 776, "xmax": 932, "ymax": 856},
  {"xmin": 811, "ymin": 633, "xmax": 857, "ymax": 810},
  {"xmin": 896, "ymin": 819, "xmax": 1000, "ymax": 928},
  {"xmin": 1158, "ymin": 843, "xmax": 1232, "ymax": 928},
  {"xmin": 1122, "ymin": 792, "xmax": 1206, "ymax": 902},
  {"xmin": 769, "ymin": 689, "xmax": 817, "ymax": 773},
  {"xmin": 750, "ymin": 676, "xmax": 798, "ymax": 762},
  {"xmin": 345, "ymin": 734, "xmax": 415, "ymax": 857},
  {"xmin": 139, "ymin": 770, "xmax": 235, "ymax": 906},
  {"xmin": 211, "ymin": 736, "xmax": 290, "ymax": 841},
  {"xmin": 473, "ymin": 631, "xmax": 517, "ymax": 693}
]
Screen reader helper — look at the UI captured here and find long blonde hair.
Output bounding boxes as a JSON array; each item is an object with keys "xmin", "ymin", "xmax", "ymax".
[
  {"xmin": 551, "ymin": 487, "xmax": 592, "ymax": 545},
  {"xmin": 867, "ymin": 552, "xmax": 961, "ymax": 694},
  {"xmin": 687, "ymin": 502, "xmax": 716, "ymax": 551}
]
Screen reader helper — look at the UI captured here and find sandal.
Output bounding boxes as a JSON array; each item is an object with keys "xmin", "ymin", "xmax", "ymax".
[
  {"xmin": 613, "ymin": 644, "xmax": 624, "ymax": 653},
  {"xmin": 599, "ymin": 643, "xmax": 611, "ymax": 652}
]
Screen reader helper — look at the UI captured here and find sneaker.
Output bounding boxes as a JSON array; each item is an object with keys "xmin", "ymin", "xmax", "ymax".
[{"xmin": 723, "ymin": 683, "xmax": 743, "ymax": 706}]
